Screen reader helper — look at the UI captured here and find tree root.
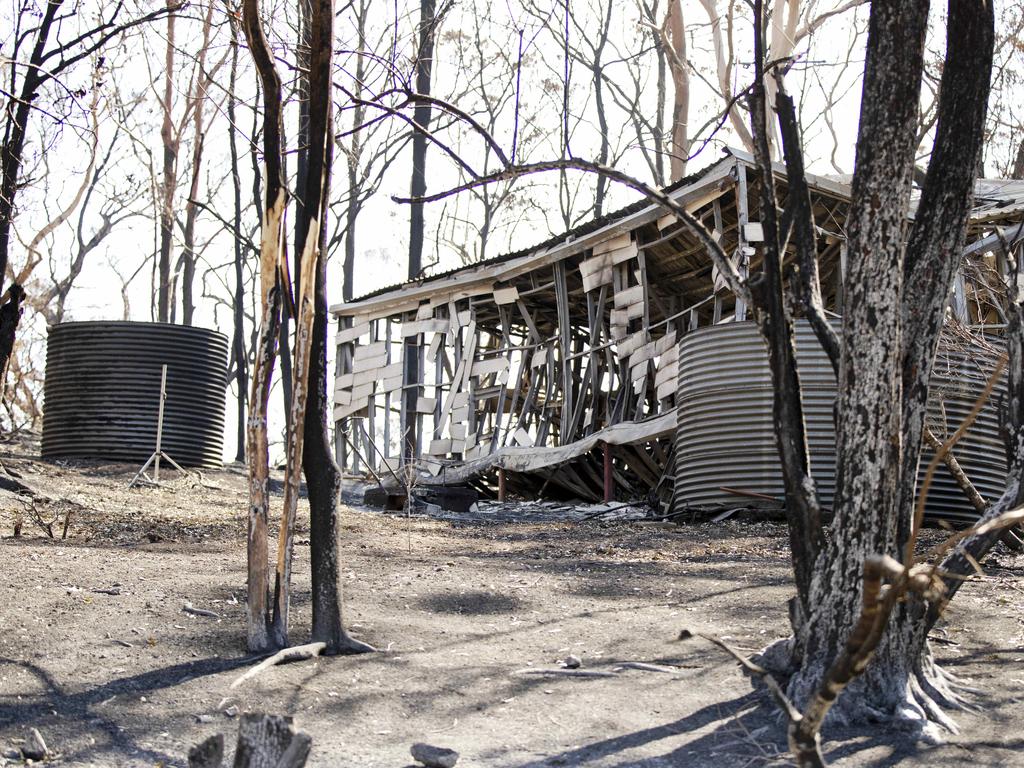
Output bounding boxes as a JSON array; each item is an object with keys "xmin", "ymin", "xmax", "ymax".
[
  {"xmin": 230, "ymin": 642, "xmax": 326, "ymax": 690},
  {"xmin": 333, "ymin": 633, "xmax": 375, "ymax": 655}
]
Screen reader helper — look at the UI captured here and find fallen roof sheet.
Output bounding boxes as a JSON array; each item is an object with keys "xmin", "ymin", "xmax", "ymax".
[{"xmin": 413, "ymin": 411, "xmax": 676, "ymax": 486}]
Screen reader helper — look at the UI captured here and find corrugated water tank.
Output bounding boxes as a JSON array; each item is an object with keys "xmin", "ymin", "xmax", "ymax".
[
  {"xmin": 42, "ymin": 321, "xmax": 229, "ymax": 467},
  {"xmin": 674, "ymin": 321, "xmax": 1006, "ymax": 523}
]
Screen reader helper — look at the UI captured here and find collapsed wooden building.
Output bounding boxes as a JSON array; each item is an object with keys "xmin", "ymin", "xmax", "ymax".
[{"xmin": 330, "ymin": 148, "xmax": 1023, "ymax": 521}]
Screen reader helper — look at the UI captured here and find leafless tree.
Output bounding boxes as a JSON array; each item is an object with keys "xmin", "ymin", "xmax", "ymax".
[
  {"xmin": 242, "ymin": 0, "xmax": 372, "ymax": 655},
  {"xmin": 0, "ymin": 0, "xmax": 174, "ymax": 383}
]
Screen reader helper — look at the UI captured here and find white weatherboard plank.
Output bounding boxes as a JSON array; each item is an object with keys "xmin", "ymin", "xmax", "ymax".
[
  {"xmin": 658, "ymin": 346, "xmax": 678, "ymax": 366},
  {"xmin": 513, "ymin": 427, "xmax": 534, "ymax": 447},
  {"xmin": 334, "ymin": 388, "xmax": 352, "ymax": 406},
  {"xmin": 416, "ymin": 303, "xmax": 434, "ymax": 320},
  {"xmin": 744, "ymin": 222, "xmax": 764, "ymax": 242},
  {"xmin": 382, "ymin": 362, "xmax": 404, "ymax": 378},
  {"xmin": 416, "ymin": 397, "xmax": 436, "ymax": 414},
  {"xmin": 450, "ymin": 423, "xmax": 467, "ymax": 440},
  {"xmin": 593, "ymin": 233, "xmax": 631, "ymax": 255},
  {"xmin": 629, "ymin": 341, "xmax": 656, "ymax": 368},
  {"xmin": 336, "ymin": 321, "xmax": 369, "ymax": 345},
  {"xmin": 352, "ymin": 368, "xmax": 381, "ymax": 388},
  {"xmin": 581, "ymin": 266, "xmax": 613, "ymax": 293},
  {"xmin": 654, "ymin": 360, "xmax": 677, "ymax": 388},
  {"xmin": 350, "ymin": 382, "xmax": 374, "ymax": 401},
  {"xmin": 452, "ymin": 391, "xmax": 470, "ymax": 408},
  {"xmin": 531, "ymin": 347, "xmax": 547, "ymax": 368},
  {"xmin": 579, "ymin": 253, "xmax": 611, "ymax": 277},
  {"xmin": 427, "ymin": 331, "xmax": 443, "ymax": 360},
  {"xmin": 614, "ymin": 284, "xmax": 644, "ymax": 309},
  {"xmin": 631, "ymin": 360, "xmax": 649, "ymax": 383},
  {"xmin": 333, "ymin": 400, "xmax": 368, "ymax": 419},
  {"xmin": 428, "ymin": 438, "xmax": 452, "ymax": 455},
  {"xmin": 353, "ymin": 341, "xmax": 386, "ymax": 359},
  {"xmin": 624, "ymin": 300, "xmax": 645, "ymax": 321},
  {"xmin": 492, "ymin": 285, "xmax": 520, "ymax": 305},
  {"xmin": 654, "ymin": 330, "xmax": 677, "ymax": 356},
  {"xmin": 352, "ymin": 353, "xmax": 388, "ymax": 373},
  {"xmin": 472, "ymin": 357, "xmax": 509, "ymax": 378},
  {"xmin": 616, "ymin": 331, "xmax": 646, "ymax": 361},
  {"xmin": 656, "ymin": 378, "xmax": 676, "ymax": 401},
  {"xmin": 335, "ymin": 373, "xmax": 354, "ymax": 390},
  {"xmin": 608, "ymin": 242, "xmax": 638, "ymax": 265}
]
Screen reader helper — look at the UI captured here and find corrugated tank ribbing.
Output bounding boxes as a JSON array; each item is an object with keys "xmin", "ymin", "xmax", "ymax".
[
  {"xmin": 42, "ymin": 321, "xmax": 229, "ymax": 467},
  {"xmin": 673, "ymin": 321, "xmax": 1005, "ymax": 524}
]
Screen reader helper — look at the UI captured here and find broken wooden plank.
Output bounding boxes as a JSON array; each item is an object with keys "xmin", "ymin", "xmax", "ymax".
[
  {"xmin": 492, "ymin": 285, "xmax": 520, "ymax": 305},
  {"xmin": 593, "ymin": 232, "xmax": 631, "ymax": 255}
]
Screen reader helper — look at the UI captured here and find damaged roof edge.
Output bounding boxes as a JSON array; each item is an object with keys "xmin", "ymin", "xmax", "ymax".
[{"xmin": 330, "ymin": 148, "xmax": 857, "ymax": 319}]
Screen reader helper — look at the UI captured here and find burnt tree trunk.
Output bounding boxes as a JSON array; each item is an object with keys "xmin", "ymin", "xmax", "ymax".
[
  {"xmin": 227, "ymin": 8, "xmax": 248, "ymax": 464},
  {"xmin": 403, "ymin": 0, "xmax": 438, "ymax": 465},
  {"xmin": 157, "ymin": 12, "xmax": 177, "ymax": 324},
  {"xmin": 765, "ymin": 0, "xmax": 998, "ymax": 733},
  {"xmin": 242, "ymin": 0, "xmax": 288, "ymax": 653},
  {"xmin": 786, "ymin": 0, "xmax": 929, "ymax": 713},
  {"xmin": 298, "ymin": 0, "xmax": 373, "ymax": 655}
]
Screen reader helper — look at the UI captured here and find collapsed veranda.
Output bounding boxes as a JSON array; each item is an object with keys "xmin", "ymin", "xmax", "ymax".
[{"xmin": 329, "ymin": 148, "xmax": 1022, "ymax": 512}]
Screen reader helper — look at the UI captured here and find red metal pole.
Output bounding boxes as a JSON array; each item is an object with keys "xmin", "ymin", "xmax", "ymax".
[{"xmin": 498, "ymin": 467, "xmax": 507, "ymax": 502}]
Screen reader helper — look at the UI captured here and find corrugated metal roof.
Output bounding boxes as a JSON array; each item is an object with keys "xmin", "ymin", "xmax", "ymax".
[
  {"xmin": 335, "ymin": 147, "xmax": 1024, "ymax": 315},
  {"xmin": 341, "ymin": 154, "xmax": 730, "ymax": 307}
]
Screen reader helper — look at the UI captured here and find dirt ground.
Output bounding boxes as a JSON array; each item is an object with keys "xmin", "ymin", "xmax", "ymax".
[{"xmin": 1, "ymin": 440, "xmax": 1022, "ymax": 767}]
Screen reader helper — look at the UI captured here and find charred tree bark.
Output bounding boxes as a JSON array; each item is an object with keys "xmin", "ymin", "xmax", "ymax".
[
  {"xmin": 896, "ymin": 0, "xmax": 994, "ymax": 552},
  {"xmin": 787, "ymin": 0, "xmax": 930, "ymax": 712},
  {"xmin": 227, "ymin": 7, "xmax": 248, "ymax": 464},
  {"xmin": 747, "ymin": 1, "xmax": 825, "ymax": 648},
  {"xmin": 242, "ymin": 0, "xmax": 288, "ymax": 652},
  {"xmin": 403, "ymin": 0, "xmax": 438, "ymax": 465},
  {"xmin": 157, "ymin": 12, "xmax": 177, "ymax": 324},
  {"xmin": 293, "ymin": 0, "xmax": 372, "ymax": 655}
]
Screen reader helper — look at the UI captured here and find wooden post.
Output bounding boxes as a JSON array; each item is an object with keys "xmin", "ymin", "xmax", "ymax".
[
  {"xmin": 603, "ymin": 441, "xmax": 613, "ymax": 502},
  {"xmin": 498, "ymin": 467, "xmax": 507, "ymax": 502},
  {"xmin": 154, "ymin": 364, "xmax": 168, "ymax": 482}
]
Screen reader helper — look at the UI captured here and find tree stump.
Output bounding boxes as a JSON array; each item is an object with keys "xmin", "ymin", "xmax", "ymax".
[{"xmin": 188, "ymin": 714, "xmax": 311, "ymax": 768}]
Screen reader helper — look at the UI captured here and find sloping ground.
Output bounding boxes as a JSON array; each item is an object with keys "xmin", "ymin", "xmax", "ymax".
[{"xmin": 0, "ymin": 445, "xmax": 1021, "ymax": 767}]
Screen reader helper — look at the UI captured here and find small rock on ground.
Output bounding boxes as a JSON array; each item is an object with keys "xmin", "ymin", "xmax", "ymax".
[
  {"xmin": 22, "ymin": 728, "xmax": 48, "ymax": 761},
  {"xmin": 410, "ymin": 742, "xmax": 459, "ymax": 768}
]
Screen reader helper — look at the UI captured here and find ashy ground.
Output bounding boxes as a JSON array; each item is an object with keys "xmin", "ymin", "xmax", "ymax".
[{"xmin": 0, "ymin": 440, "xmax": 1022, "ymax": 767}]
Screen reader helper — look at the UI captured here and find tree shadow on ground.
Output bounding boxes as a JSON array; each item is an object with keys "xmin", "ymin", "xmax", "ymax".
[
  {"xmin": 0, "ymin": 654, "xmax": 255, "ymax": 765},
  {"xmin": 415, "ymin": 589, "xmax": 525, "ymax": 615},
  {"xmin": 496, "ymin": 681, "xmax": 1023, "ymax": 768}
]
